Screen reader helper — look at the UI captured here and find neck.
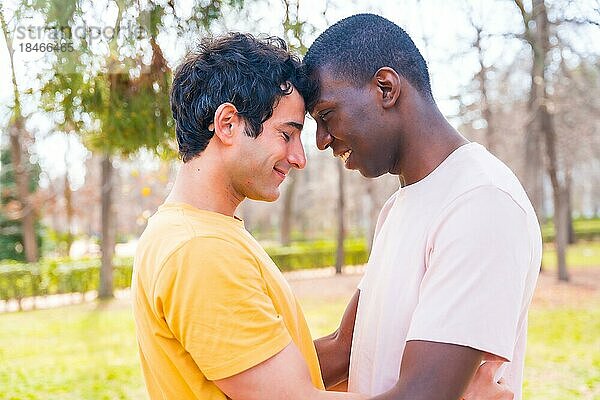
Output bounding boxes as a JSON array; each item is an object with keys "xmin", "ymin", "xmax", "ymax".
[
  {"xmin": 393, "ymin": 98, "xmax": 468, "ymax": 186},
  {"xmin": 165, "ymin": 152, "xmax": 243, "ymax": 217}
]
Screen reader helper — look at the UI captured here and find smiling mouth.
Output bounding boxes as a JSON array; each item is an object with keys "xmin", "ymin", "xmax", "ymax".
[
  {"xmin": 339, "ymin": 149, "xmax": 352, "ymax": 163},
  {"xmin": 273, "ymin": 167, "xmax": 287, "ymax": 180}
]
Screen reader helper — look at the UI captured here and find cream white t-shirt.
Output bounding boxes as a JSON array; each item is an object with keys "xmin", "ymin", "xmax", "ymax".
[{"xmin": 348, "ymin": 143, "xmax": 541, "ymax": 400}]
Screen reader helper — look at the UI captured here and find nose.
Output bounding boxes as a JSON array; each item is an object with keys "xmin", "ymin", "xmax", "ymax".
[
  {"xmin": 288, "ymin": 135, "xmax": 307, "ymax": 170},
  {"xmin": 315, "ymin": 123, "xmax": 333, "ymax": 151}
]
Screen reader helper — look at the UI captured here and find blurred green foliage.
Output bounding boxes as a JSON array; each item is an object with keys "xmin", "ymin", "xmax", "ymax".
[
  {"xmin": 0, "ymin": 258, "xmax": 133, "ymax": 304},
  {"xmin": 0, "ymin": 240, "xmax": 368, "ymax": 302},
  {"xmin": 0, "ymin": 149, "xmax": 43, "ymax": 261},
  {"xmin": 266, "ymin": 239, "xmax": 369, "ymax": 271},
  {"xmin": 542, "ymin": 218, "xmax": 600, "ymax": 242},
  {"xmin": 3, "ymin": 240, "xmax": 600, "ymax": 304}
]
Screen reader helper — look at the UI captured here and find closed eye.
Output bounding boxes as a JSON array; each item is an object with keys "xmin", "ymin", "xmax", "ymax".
[
  {"xmin": 318, "ymin": 110, "xmax": 332, "ymax": 122},
  {"xmin": 281, "ymin": 131, "xmax": 291, "ymax": 142}
]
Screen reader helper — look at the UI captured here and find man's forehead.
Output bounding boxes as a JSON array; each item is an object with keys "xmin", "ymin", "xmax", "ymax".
[
  {"xmin": 313, "ymin": 66, "xmax": 358, "ymax": 105},
  {"xmin": 273, "ymin": 88, "xmax": 305, "ymax": 115}
]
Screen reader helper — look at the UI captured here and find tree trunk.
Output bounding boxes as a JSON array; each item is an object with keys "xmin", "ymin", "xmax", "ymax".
[
  {"xmin": 2, "ymin": 9, "xmax": 38, "ymax": 263},
  {"xmin": 524, "ymin": 130, "xmax": 544, "ymax": 223},
  {"xmin": 473, "ymin": 23, "xmax": 495, "ymax": 153},
  {"xmin": 64, "ymin": 146, "xmax": 75, "ymax": 256},
  {"xmin": 63, "ymin": 173, "xmax": 74, "ymax": 256},
  {"xmin": 516, "ymin": 0, "xmax": 546, "ymax": 224},
  {"xmin": 365, "ymin": 179, "xmax": 379, "ymax": 252},
  {"xmin": 335, "ymin": 161, "xmax": 345, "ymax": 275},
  {"xmin": 99, "ymin": 153, "xmax": 115, "ymax": 298},
  {"xmin": 280, "ymin": 169, "xmax": 297, "ymax": 246},
  {"xmin": 553, "ymin": 187, "xmax": 570, "ymax": 281},
  {"xmin": 528, "ymin": 0, "xmax": 569, "ymax": 281},
  {"xmin": 8, "ymin": 122, "xmax": 38, "ymax": 263},
  {"xmin": 524, "ymin": 95, "xmax": 545, "ymax": 223},
  {"xmin": 545, "ymin": 131, "xmax": 569, "ymax": 282},
  {"xmin": 565, "ymin": 172, "xmax": 575, "ymax": 244}
]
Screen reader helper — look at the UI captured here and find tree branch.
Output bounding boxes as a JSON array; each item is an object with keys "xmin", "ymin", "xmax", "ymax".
[{"xmin": 557, "ymin": 17, "xmax": 600, "ymax": 27}]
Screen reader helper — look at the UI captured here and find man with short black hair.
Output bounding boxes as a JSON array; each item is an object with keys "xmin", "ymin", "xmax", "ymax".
[{"xmin": 303, "ymin": 13, "xmax": 541, "ymax": 400}]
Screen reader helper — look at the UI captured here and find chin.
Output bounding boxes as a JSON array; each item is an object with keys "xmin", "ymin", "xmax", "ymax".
[
  {"xmin": 248, "ymin": 189, "xmax": 280, "ymax": 203},
  {"xmin": 358, "ymin": 166, "xmax": 386, "ymax": 179}
]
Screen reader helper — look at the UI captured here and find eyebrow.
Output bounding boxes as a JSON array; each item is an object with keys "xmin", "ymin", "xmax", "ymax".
[
  {"xmin": 282, "ymin": 121, "xmax": 304, "ymax": 131},
  {"xmin": 311, "ymin": 99, "xmax": 330, "ymax": 114}
]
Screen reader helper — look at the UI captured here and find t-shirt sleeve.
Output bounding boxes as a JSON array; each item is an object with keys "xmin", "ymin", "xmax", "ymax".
[
  {"xmin": 155, "ymin": 237, "xmax": 291, "ymax": 380},
  {"xmin": 406, "ymin": 186, "xmax": 533, "ymax": 361}
]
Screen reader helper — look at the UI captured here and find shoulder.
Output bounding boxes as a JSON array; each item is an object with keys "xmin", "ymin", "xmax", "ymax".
[
  {"xmin": 447, "ymin": 185, "xmax": 527, "ymax": 217},
  {"xmin": 426, "ymin": 185, "xmax": 540, "ymax": 273},
  {"xmin": 447, "ymin": 144, "xmax": 532, "ymax": 210},
  {"xmin": 167, "ymin": 236, "xmax": 258, "ymax": 272},
  {"xmin": 427, "ymin": 185, "xmax": 531, "ymax": 249},
  {"xmin": 430, "ymin": 185, "xmax": 529, "ymax": 244},
  {"xmin": 434, "ymin": 145, "xmax": 531, "ymax": 221},
  {"xmin": 155, "ymin": 236, "xmax": 262, "ymax": 292}
]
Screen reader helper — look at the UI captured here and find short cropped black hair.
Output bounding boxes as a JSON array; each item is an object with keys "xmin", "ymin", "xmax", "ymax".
[
  {"xmin": 303, "ymin": 14, "xmax": 433, "ymax": 110},
  {"xmin": 170, "ymin": 32, "xmax": 310, "ymax": 162}
]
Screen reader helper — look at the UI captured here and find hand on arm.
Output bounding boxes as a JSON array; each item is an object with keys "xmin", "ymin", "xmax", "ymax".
[
  {"xmin": 214, "ymin": 342, "xmax": 367, "ymax": 400},
  {"xmin": 370, "ymin": 340, "xmax": 483, "ymax": 400},
  {"xmin": 462, "ymin": 362, "xmax": 514, "ymax": 400},
  {"xmin": 314, "ymin": 290, "xmax": 360, "ymax": 389}
]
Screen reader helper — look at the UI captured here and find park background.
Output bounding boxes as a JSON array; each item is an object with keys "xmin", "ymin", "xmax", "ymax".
[{"xmin": 0, "ymin": 0, "xmax": 599, "ymax": 399}]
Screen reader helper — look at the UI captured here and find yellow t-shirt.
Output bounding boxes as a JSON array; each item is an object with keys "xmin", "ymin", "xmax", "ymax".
[{"xmin": 132, "ymin": 202, "xmax": 324, "ymax": 399}]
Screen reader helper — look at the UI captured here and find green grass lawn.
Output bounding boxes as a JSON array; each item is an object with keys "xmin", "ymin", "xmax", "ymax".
[
  {"xmin": 0, "ymin": 301, "xmax": 146, "ymax": 400},
  {"xmin": 524, "ymin": 308, "xmax": 600, "ymax": 399},
  {"xmin": 1, "ymin": 268, "xmax": 599, "ymax": 399}
]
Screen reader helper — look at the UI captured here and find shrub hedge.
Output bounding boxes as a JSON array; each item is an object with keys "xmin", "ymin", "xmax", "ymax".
[
  {"xmin": 0, "ymin": 241, "xmax": 369, "ymax": 303},
  {"xmin": 266, "ymin": 240, "xmax": 368, "ymax": 271},
  {"xmin": 0, "ymin": 258, "xmax": 134, "ymax": 303},
  {"xmin": 541, "ymin": 218, "xmax": 600, "ymax": 242}
]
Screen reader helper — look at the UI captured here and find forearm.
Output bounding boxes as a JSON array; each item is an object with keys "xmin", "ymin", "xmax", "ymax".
[
  {"xmin": 314, "ymin": 330, "xmax": 350, "ymax": 388},
  {"xmin": 315, "ymin": 290, "xmax": 360, "ymax": 389},
  {"xmin": 317, "ymin": 388, "xmax": 367, "ymax": 400},
  {"xmin": 367, "ymin": 376, "xmax": 475, "ymax": 400},
  {"xmin": 216, "ymin": 342, "xmax": 367, "ymax": 400},
  {"xmin": 368, "ymin": 341, "xmax": 482, "ymax": 400}
]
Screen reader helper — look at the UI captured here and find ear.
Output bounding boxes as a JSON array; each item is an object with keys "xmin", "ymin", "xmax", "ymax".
[
  {"xmin": 373, "ymin": 67, "xmax": 401, "ymax": 109},
  {"xmin": 212, "ymin": 103, "xmax": 243, "ymax": 146}
]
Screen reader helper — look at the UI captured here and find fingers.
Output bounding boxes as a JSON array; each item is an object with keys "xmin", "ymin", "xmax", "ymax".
[
  {"xmin": 502, "ymin": 391, "xmax": 514, "ymax": 400},
  {"xmin": 496, "ymin": 377, "xmax": 514, "ymax": 400},
  {"xmin": 464, "ymin": 361, "xmax": 513, "ymax": 400},
  {"xmin": 478, "ymin": 361, "xmax": 504, "ymax": 380}
]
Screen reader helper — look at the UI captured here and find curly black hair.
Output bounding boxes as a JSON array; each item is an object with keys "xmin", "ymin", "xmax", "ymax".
[
  {"xmin": 170, "ymin": 32, "xmax": 312, "ymax": 162},
  {"xmin": 303, "ymin": 14, "xmax": 433, "ymax": 111}
]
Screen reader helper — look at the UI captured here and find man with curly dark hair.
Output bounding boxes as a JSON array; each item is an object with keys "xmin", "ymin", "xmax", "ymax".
[{"xmin": 132, "ymin": 32, "xmax": 366, "ymax": 400}]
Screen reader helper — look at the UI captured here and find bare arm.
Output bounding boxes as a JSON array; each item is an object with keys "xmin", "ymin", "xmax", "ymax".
[
  {"xmin": 312, "ymin": 288, "xmax": 512, "ymax": 400},
  {"xmin": 370, "ymin": 340, "xmax": 483, "ymax": 400},
  {"xmin": 214, "ymin": 342, "xmax": 366, "ymax": 400},
  {"xmin": 314, "ymin": 289, "xmax": 360, "ymax": 389},
  {"xmin": 462, "ymin": 362, "xmax": 514, "ymax": 400}
]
